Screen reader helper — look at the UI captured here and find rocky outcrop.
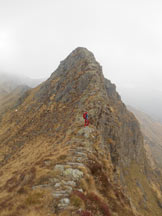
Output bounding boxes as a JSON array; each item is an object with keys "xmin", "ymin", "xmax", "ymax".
[{"xmin": 0, "ymin": 48, "xmax": 161, "ymax": 216}]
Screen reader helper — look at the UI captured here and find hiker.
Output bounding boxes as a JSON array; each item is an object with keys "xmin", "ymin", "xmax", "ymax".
[{"xmin": 83, "ymin": 112, "xmax": 89, "ymax": 126}]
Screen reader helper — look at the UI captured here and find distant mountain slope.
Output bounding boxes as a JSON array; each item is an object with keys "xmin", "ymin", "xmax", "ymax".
[
  {"xmin": 0, "ymin": 72, "xmax": 43, "ymax": 116},
  {"xmin": 0, "ymin": 85, "xmax": 30, "ymax": 115},
  {"xmin": 128, "ymin": 105, "xmax": 162, "ymax": 168},
  {"xmin": 0, "ymin": 72, "xmax": 44, "ymax": 92},
  {"xmin": 118, "ymin": 87, "xmax": 162, "ymax": 122},
  {"xmin": 0, "ymin": 48, "xmax": 162, "ymax": 216},
  {"xmin": 0, "ymin": 89, "xmax": 8, "ymax": 100}
]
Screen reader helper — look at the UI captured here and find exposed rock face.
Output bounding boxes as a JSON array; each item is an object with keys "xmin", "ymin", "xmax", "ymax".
[{"xmin": 0, "ymin": 47, "xmax": 162, "ymax": 216}]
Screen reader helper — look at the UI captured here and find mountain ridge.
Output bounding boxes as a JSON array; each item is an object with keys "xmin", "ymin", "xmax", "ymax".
[{"xmin": 0, "ymin": 47, "xmax": 162, "ymax": 216}]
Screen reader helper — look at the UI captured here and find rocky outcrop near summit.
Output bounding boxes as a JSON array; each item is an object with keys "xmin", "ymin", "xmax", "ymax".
[{"xmin": 0, "ymin": 48, "xmax": 162, "ymax": 216}]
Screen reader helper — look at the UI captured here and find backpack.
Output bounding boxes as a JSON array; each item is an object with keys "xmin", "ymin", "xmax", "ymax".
[{"xmin": 83, "ymin": 113, "xmax": 88, "ymax": 119}]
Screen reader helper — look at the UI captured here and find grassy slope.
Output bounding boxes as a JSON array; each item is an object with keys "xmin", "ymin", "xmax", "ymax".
[{"xmin": 0, "ymin": 48, "xmax": 162, "ymax": 216}]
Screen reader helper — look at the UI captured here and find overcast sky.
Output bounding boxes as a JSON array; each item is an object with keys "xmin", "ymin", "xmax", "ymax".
[{"xmin": 0, "ymin": 0, "xmax": 162, "ymax": 91}]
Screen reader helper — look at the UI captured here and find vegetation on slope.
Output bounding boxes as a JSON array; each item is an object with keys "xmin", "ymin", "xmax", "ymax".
[{"xmin": 0, "ymin": 48, "xmax": 161, "ymax": 216}]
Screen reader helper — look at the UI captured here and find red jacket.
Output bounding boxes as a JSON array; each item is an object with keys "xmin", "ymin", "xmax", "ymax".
[{"xmin": 83, "ymin": 112, "xmax": 88, "ymax": 119}]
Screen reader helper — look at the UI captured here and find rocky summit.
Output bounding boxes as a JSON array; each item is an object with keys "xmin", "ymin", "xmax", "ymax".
[{"xmin": 0, "ymin": 47, "xmax": 162, "ymax": 216}]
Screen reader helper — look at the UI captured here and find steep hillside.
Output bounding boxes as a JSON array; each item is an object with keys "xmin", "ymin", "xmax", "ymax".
[
  {"xmin": 0, "ymin": 48, "xmax": 162, "ymax": 216},
  {"xmin": 0, "ymin": 72, "xmax": 40, "ymax": 120},
  {"xmin": 0, "ymin": 85, "xmax": 30, "ymax": 116},
  {"xmin": 0, "ymin": 72, "xmax": 26, "ymax": 94},
  {"xmin": 128, "ymin": 106, "xmax": 162, "ymax": 168}
]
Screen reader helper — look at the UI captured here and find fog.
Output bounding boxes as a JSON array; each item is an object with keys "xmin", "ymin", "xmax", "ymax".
[
  {"xmin": 118, "ymin": 87, "xmax": 162, "ymax": 122},
  {"xmin": 0, "ymin": 0, "xmax": 162, "ymax": 119}
]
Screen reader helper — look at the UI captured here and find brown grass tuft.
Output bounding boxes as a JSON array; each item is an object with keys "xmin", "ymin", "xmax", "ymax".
[
  {"xmin": 25, "ymin": 191, "xmax": 44, "ymax": 205},
  {"xmin": 78, "ymin": 210, "xmax": 93, "ymax": 216},
  {"xmin": 87, "ymin": 192, "xmax": 111, "ymax": 216},
  {"xmin": 70, "ymin": 194, "xmax": 85, "ymax": 208}
]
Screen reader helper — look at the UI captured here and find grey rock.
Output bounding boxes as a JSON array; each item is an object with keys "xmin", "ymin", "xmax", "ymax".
[
  {"xmin": 60, "ymin": 198, "xmax": 70, "ymax": 205},
  {"xmin": 52, "ymin": 191, "xmax": 69, "ymax": 198},
  {"xmin": 64, "ymin": 186, "xmax": 73, "ymax": 193},
  {"xmin": 77, "ymin": 127, "xmax": 95, "ymax": 138},
  {"xmin": 66, "ymin": 162, "xmax": 84, "ymax": 167},
  {"xmin": 32, "ymin": 184, "xmax": 49, "ymax": 190},
  {"xmin": 63, "ymin": 168, "xmax": 83, "ymax": 180},
  {"xmin": 62, "ymin": 180, "xmax": 76, "ymax": 187},
  {"xmin": 77, "ymin": 188, "xmax": 83, "ymax": 192},
  {"xmin": 54, "ymin": 164, "xmax": 65, "ymax": 172},
  {"xmin": 58, "ymin": 198, "xmax": 70, "ymax": 208},
  {"xmin": 49, "ymin": 178, "xmax": 58, "ymax": 184},
  {"xmin": 77, "ymin": 72, "xmax": 93, "ymax": 94},
  {"xmin": 44, "ymin": 160, "xmax": 51, "ymax": 166},
  {"xmin": 55, "ymin": 183, "xmax": 61, "ymax": 188},
  {"xmin": 75, "ymin": 152, "xmax": 87, "ymax": 156}
]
